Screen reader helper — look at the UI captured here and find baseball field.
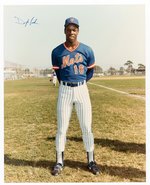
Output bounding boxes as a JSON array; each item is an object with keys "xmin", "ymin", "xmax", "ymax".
[{"xmin": 4, "ymin": 76, "xmax": 146, "ymax": 182}]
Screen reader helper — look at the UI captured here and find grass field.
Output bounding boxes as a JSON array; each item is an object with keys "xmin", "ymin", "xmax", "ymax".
[{"xmin": 4, "ymin": 76, "xmax": 146, "ymax": 182}]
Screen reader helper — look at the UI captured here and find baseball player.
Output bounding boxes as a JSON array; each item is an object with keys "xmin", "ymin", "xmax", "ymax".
[{"xmin": 51, "ymin": 17, "xmax": 100, "ymax": 176}]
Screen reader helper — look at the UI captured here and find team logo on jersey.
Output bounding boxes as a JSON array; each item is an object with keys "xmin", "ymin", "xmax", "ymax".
[
  {"xmin": 61, "ymin": 53, "xmax": 83, "ymax": 69},
  {"xmin": 61, "ymin": 53, "xmax": 84, "ymax": 75}
]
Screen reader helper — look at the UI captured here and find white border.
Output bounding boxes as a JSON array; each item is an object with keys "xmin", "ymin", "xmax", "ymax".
[
  {"xmin": 1, "ymin": 0, "xmax": 149, "ymax": 185},
  {"xmin": 0, "ymin": 1, "xmax": 4, "ymax": 184},
  {"xmin": 0, "ymin": 0, "xmax": 147, "ymax": 5},
  {"xmin": 146, "ymin": 0, "xmax": 150, "ymax": 184}
]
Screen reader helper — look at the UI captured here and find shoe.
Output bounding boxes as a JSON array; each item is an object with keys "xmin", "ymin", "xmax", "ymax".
[
  {"xmin": 87, "ymin": 161, "xmax": 100, "ymax": 175},
  {"xmin": 51, "ymin": 163, "xmax": 63, "ymax": 176}
]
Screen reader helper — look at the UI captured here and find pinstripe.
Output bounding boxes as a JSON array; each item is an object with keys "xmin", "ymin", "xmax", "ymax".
[
  {"xmin": 56, "ymin": 84, "xmax": 73, "ymax": 151},
  {"xmin": 74, "ymin": 83, "xmax": 94, "ymax": 152},
  {"xmin": 56, "ymin": 82, "xmax": 94, "ymax": 152}
]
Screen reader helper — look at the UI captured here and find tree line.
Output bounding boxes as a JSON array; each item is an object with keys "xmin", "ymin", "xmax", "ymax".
[
  {"xmin": 94, "ymin": 60, "xmax": 145, "ymax": 75},
  {"xmin": 22, "ymin": 60, "xmax": 145, "ymax": 76}
]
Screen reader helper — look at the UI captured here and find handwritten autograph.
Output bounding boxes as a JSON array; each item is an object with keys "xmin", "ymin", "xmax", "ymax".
[{"xmin": 14, "ymin": 16, "xmax": 38, "ymax": 27}]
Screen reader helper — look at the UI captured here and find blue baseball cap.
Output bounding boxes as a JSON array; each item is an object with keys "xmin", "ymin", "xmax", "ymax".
[{"xmin": 64, "ymin": 17, "xmax": 79, "ymax": 27}]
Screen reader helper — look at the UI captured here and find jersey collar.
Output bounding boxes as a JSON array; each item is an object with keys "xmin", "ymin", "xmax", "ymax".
[{"xmin": 63, "ymin": 42, "xmax": 80, "ymax": 52}]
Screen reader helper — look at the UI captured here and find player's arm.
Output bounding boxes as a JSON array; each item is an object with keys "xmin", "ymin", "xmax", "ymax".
[
  {"xmin": 51, "ymin": 50, "xmax": 60, "ymax": 83},
  {"xmin": 86, "ymin": 68, "xmax": 94, "ymax": 82},
  {"xmin": 86, "ymin": 47, "xmax": 95, "ymax": 82},
  {"xmin": 86, "ymin": 63, "xmax": 95, "ymax": 82}
]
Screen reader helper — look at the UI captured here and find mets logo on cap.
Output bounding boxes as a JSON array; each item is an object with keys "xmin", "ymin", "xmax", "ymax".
[
  {"xmin": 65, "ymin": 17, "xmax": 79, "ymax": 27},
  {"xmin": 70, "ymin": 17, "xmax": 75, "ymax": 23}
]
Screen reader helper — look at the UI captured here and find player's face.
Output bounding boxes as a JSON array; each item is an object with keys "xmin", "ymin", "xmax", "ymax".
[{"xmin": 65, "ymin": 24, "xmax": 79, "ymax": 43}]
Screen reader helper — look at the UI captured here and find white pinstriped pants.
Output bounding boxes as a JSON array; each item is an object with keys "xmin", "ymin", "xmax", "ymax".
[{"xmin": 55, "ymin": 81, "xmax": 94, "ymax": 152}]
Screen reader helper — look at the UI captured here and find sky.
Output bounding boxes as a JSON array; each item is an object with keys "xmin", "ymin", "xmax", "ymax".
[{"xmin": 3, "ymin": 4, "xmax": 145, "ymax": 71}]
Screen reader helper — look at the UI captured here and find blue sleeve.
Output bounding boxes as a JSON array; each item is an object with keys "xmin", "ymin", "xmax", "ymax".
[
  {"xmin": 55, "ymin": 70, "xmax": 60, "ymax": 83},
  {"xmin": 86, "ymin": 68, "xmax": 94, "ymax": 82},
  {"xmin": 51, "ymin": 50, "xmax": 59, "ymax": 68},
  {"xmin": 87, "ymin": 47, "xmax": 95, "ymax": 67},
  {"xmin": 51, "ymin": 50, "xmax": 60, "ymax": 83},
  {"xmin": 86, "ymin": 47, "xmax": 95, "ymax": 81}
]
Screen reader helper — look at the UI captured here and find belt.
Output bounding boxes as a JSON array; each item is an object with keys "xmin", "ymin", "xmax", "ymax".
[{"xmin": 61, "ymin": 81, "xmax": 84, "ymax": 87}]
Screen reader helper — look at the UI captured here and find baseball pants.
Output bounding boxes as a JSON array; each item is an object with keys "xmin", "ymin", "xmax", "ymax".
[{"xmin": 55, "ymin": 81, "xmax": 94, "ymax": 152}]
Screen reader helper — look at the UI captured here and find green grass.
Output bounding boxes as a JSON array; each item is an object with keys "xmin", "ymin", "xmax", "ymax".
[
  {"xmin": 4, "ymin": 76, "xmax": 146, "ymax": 182},
  {"xmin": 92, "ymin": 76, "xmax": 145, "ymax": 95}
]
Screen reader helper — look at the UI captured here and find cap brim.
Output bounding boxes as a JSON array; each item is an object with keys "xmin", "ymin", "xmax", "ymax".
[{"xmin": 65, "ymin": 23, "xmax": 79, "ymax": 28}]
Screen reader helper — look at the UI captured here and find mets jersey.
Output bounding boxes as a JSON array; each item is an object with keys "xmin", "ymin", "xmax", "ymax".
[{"xmin": 51, "ymin": 42, "xmax": 95, "ymax": 82}]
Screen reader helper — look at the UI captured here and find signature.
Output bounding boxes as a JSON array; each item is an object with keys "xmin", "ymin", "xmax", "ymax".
[{"xmin": 14, "ymin": 16, "xmax": 38, "ymax": 27}]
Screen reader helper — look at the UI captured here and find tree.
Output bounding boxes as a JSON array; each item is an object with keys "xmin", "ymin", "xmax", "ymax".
[
  {"xmin": 41, "ymin": 68, "xmax": 52, "ymax": 76},
  {"xmin": 40, "ymin": 69, "xmax": 44, "ymax": 76},
  {"xmin": 138, "ymin": 63, "xmax": 145, "ymax": 69},
  {"xmin": 94, "ymin": 65, "xmax": 103, "ymax": 74},
  {"xmin": 124, "ymin": 60, "xmax": 133, "ymax": 66},
  {"xmin": 25, "ymin": 68, "xmax": 30, "ymax": 74},
  {"xmin": 124, "ymin": 60, "xmax": 134, "ymax": 74},
  {"xmin": 136, "ymin": 63, "xmax": 145, "ymax": 75},
  {"xmin": 108, "ymin": 67, "xmax": 116, "ymax": 75},
  {"xmin": 118, "ymin": 67, "xmax": 125, "ymax": 75}
]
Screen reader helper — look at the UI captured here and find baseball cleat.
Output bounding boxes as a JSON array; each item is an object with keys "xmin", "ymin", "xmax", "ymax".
[
  {"xmin": 51, "ymin": 163, "xmax": 63, "ymax": 176},
  {"xmin": 87, "ymin": 161, "xmax": 100, "ymax": 175}
]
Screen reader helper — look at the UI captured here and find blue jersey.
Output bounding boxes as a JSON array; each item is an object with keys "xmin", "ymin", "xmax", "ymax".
[{"xmin": 51, "ymin": 42, "xmax": 95, "ymax": 82}]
